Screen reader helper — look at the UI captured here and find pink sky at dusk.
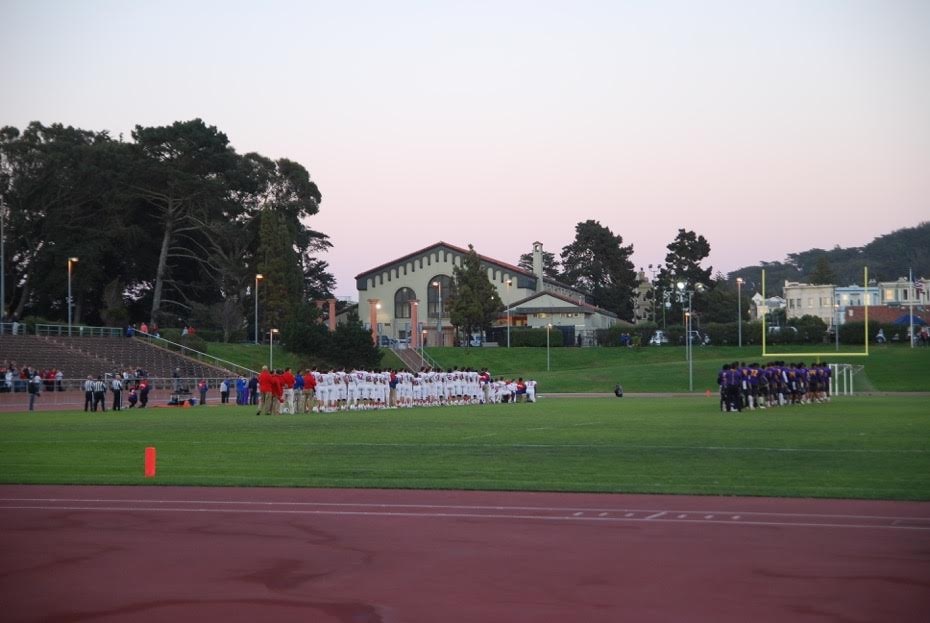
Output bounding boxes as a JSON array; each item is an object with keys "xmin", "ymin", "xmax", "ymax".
[{"xmin": 3, "ymin": 0, "xmax": 928, "ymax": 298}]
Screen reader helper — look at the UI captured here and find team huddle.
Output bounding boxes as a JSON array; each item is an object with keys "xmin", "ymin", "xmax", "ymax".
[
  {"xmin": 718, "ymin": 361, "xmax": 832, "ymax": 412},
  {"xmin": 255, "ymin": 366, "xmax": 537, "ymax": 415}
]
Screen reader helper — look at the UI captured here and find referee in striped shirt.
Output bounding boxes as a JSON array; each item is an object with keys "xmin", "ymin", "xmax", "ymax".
[{"xmin": 92, "ymin": 376, "xmax": 107, "ymax": 412}]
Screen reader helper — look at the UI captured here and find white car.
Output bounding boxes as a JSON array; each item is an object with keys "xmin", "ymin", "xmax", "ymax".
[{"xmin": 649, "ymin": 331, "xmax": 669, "ymax": 345}]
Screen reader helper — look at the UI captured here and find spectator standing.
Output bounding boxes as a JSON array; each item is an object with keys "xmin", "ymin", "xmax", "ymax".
[
  {"xmin": 55, "ymin": 369, "xmax": 64, "ymax": 392},
  {"xmin": 28, "ymin": 371, "xmax": 41, "ymax": 411},
  {"xmin": 198, "ymin": 379, "xmax": 208, "ymax": 405},
  {"xmin": 220, "ymin": 379, "xmax": 229, "ymax": 404},
  {"xmin": 249, "ymin": 375, "xmax": 259, "ymax": 406}
]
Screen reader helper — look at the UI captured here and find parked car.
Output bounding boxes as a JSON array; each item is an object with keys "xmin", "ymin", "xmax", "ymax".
[
  {"xmin": 681, "ymin": 330, "xmax": 710, "ymax": 346},
  {"xmin": 649, "ymin": 330, "xmax": 669, "ymax": 345}
]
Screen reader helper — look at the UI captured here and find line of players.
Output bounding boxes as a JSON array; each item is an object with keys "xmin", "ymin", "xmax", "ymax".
[
  {"xmin": 258, "ymin": 366, "xmax": 537, "ymax": 415},
  {"xmin": 718, "ymin": 361, "xmax": 833, "ymax": 413}
]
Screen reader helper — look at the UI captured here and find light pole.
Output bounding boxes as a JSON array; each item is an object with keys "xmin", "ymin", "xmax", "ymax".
[
  {"xmin": 835, "ymin": 304, "xmax": 840, "ymax": 352},
  {"xmin": 376, "ymin": 302, "xmax": 382, "ymax": 346},
  {"xmin": 506, "ymin": 278, "xmax": 512, "ymax": 348},
  {"xmin": 736, "ymin": 277, "xmax": 743, "ymax": 348},
  {"xmin": 421, "ymin": 329, "xmax": 427, "ymax": 367},
  {"xmin": 254, "ymin": 274, "xmax": 263, "ymax": 344},
  {"xmin": 546, "ymin": 323, "xmax": 552, "ymax": 371},
  {"xmin": 432, "ymin": 280, "xmax": 442, "ymax": 346},
  {"xmin": 676, "ymin": 281, "xmax": 699, "ymax": 392},
  {"xmin": 269, "ymin": 328, "xmax": 278, "ymax": 368},
  {"xmin": 67, "ymin": 257, "xmax": 79, "ymax": 336},
  {"xmin": 0, "ymin": 200, "xmax": 5, "ymax": 324}
]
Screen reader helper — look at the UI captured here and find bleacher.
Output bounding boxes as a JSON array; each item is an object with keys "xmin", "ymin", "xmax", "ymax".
[{"xmin": 1, "ymin": 334, "xmax": 235, "ymax": 381}]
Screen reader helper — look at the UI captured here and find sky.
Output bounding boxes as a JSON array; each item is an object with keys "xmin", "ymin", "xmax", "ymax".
[{"xmin": 2, "ymin": 0, "xmax": 929, "ymax": 298}]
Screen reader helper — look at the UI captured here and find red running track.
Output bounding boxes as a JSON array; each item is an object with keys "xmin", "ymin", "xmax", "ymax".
[{"xmin": 1, "ymin": 485, "xmax": 929, "ymax": 623}]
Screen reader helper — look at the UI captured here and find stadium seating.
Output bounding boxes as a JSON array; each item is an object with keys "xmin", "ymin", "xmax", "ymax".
[{"xmin": 1, "ymin": 335, "xmax": 234, "ymax": 382}]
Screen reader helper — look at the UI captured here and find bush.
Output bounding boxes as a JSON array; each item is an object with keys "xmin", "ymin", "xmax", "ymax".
[
  {"xmin": 159, "ymin": 328, "xmax": 209, "ymax": 353},
  {"xmin": 595, "ymin": 323, "xmax": 654, "ymax": 347},
  {"xmin": 511, "ymin": 328, "xmax": 564, "ymax": 347}
]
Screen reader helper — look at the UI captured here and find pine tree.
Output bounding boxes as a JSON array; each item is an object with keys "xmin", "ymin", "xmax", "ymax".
[{"xmin": 449, "ymin": 245, "xmax": 504, "ymax": 341}]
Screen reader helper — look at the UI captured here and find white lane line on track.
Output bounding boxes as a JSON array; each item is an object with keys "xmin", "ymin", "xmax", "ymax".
[
  {"xmin": 645, "ymin": 511, "xmax": 667, "ymax": 520},
  {"xmin": 2, "ymin": 504, "xmax": 929, "ymax": 531},
  {"xmin": 1, "ymin": 498, "xmax": 927, "ymax": 523}
]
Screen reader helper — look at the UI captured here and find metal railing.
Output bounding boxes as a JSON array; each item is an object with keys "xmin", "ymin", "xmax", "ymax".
[
  {"xmin": 0, "ymin": 322, "xmax": 27, "ymax": 336},
  {"xmin": 34, "ymin": 324, "xmax": 123, "ymax": 337},
  {"xmin": 137, "ymin": 331, "xmax": 257, "ymax": 378}
]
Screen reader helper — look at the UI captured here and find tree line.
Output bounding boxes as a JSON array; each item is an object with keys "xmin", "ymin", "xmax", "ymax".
[{"xmin": 0, "ymin": 119, "xmax": 334, "ymax": 341}]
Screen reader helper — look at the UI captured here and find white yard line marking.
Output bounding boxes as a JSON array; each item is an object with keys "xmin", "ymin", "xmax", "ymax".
[
  {"xmin": 0, "ymin": 498, "xmax": 926, "ymax": 522},
  {"xmin": 1, "ymin": 504, "xmax": 928, "ymax": 531}
]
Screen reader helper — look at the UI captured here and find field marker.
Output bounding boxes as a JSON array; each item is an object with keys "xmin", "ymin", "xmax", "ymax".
[{"xmin": 144, "ymin": 447, "xmax": 156, "ymax": 478}]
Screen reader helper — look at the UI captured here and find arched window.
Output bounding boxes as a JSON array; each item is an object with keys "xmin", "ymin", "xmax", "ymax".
[
  {"xmin": 395, "ymin": 287, "xmax": 415, "ymax": 319},
  {"xmin": 427, "ymin": 275, "xmax": 452, "ymax": 319}
]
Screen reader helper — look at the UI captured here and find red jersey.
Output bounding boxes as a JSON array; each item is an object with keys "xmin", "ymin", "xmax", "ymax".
[
  {"xmin": 303, "ymin": 373, "xmax": 316, "ymax": 390},
  {"xmin": 281, "ymin": 371, "xmax": 295, "ymax": 389},
  {"xmin": 258, "ymin": 369, "xmax": 274, "ymax": 393}
]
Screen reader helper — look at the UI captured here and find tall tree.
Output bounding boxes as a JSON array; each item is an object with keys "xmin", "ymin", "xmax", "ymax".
[
  {"xmin": 656, "ymin": 229, "xmax": 713, "ymax": 320},
  {"xmin": 449, "ymin": 245, "xmax": 504, "ymax": 340},
  {"xmin": 559, "ymin": 220, "xmax": 637, "ymax": 318},
  {"xmin": 518, "ymin": 249, "xmax": 561, "ymax": 279},
  {"xmin": 808, "ymin": 255, "xmax": 836, "ymax": 285},
  {"xmin": 658, "ymin": 229, "xmax": 713, "ymax": 288},
  {"xmin": 129, "ymin": 119, "xmax": 238, "ymax": 325}
]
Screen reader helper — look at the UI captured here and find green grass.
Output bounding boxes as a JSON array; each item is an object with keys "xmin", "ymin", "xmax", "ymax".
[
  {"xmin": 202, "ymin": 341, "xmax": 929, "ymax": 393},
  {"xmin": 423, "ymin": 344, "xmax": 930, "ymax": 392},
  {"xmin": 2, "ymin": 397, "xmax": 928, "ymax": 500}
]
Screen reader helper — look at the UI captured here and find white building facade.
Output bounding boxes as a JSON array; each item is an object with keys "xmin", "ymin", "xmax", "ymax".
[{"xmin": 355, "ymin": 241, "xmax": 617, "ymax": 347}]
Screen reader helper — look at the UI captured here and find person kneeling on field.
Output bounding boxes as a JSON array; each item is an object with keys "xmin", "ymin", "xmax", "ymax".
[{"xmin": 614, "ymin": 383, "xmax": 624, "ymax": 398}]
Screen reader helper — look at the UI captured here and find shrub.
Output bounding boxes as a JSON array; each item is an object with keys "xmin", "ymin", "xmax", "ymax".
[{"xmin": 511, "ymin": 328, "xmax": 564, "ymax": 347}]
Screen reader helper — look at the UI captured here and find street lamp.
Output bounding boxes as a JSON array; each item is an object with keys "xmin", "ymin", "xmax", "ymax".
[
  {"xmin": 254, "ymin": 274, "xmax": 263, "ymax": 344},
  {"xmin": 432, "ymin": 280, "xmax": 442, "ymax": 346},
  {"xmin": 421, "ymin": 328, "xmax": 427, "ymax": 367},
  {"xmin": 546, "ymin": 323, "xmax": 552, "ymax": 371},
  {"xmin": 676, "ymin": 281, "xmax": 702, "ymax": 392},
  {"xmin": 736, "ymin": 277, "xmax": 744, "ymax": 348},
  {"xmin": 269, "ymin": 328, "xmax": 278, "ymax": 368},
  {"xmin": 67, "ymin": 257, "xmax": 79, "ymax": 336},
  {"xmin": 835, "ymin": 304, "xmax": 840, "ymax": 352},
  {"xmin": 506, "ymin": 278, "xmax": 513, "ymax": 348}
]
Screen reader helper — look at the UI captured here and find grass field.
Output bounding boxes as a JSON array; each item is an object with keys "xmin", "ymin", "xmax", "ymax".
[
  {"xmin": 206, "ymin": 342, "xmax": 930, "ymax": 393},
  {"xmin": 423, "ymin": 344, "xmax": 930, "ymax": 392},
  {"xmin": 2, "ymin": 396, "xmax": 928, "ymax": 500}
]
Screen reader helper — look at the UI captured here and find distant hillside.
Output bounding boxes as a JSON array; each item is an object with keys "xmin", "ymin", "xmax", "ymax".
[{"xmin": 729, "ymin": 222, "xmax": 930, "ymax": 296}]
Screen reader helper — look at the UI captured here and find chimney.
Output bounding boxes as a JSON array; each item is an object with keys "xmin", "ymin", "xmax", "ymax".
[{"xmin": 532, "ymin": 241, "xmax": 544, "ymax": 292}]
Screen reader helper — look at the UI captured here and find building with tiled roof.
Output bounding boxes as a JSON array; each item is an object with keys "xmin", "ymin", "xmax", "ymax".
[{"xmin": 355, "ymin": 241, "xmax": 618, "ymax": 347}]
